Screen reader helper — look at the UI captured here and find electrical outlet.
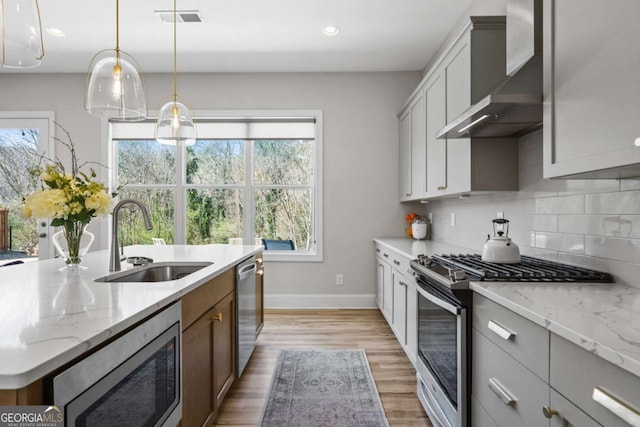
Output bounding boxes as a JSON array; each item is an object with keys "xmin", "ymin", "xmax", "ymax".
[
  {"xmin": 450, "ymin": 213, "xmax": 456, "ymax": 227},
  {"xmin": 336, "ymin": 274, "xmax": 344, "ymax": 286}
]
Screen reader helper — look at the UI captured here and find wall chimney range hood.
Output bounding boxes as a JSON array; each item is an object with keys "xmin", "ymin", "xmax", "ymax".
[{"xmin": 437, "ymin": 0, "xmax": 542, "ymax": 140}]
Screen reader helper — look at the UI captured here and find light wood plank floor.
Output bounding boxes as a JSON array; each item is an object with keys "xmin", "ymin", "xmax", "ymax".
[{"xmin": 214, "ymin": 309, "xmax": 432, "ymax": 427}]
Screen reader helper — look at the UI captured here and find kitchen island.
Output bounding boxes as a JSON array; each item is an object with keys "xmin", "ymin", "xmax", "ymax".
[{"xmin": 0, "ymin": 244, "xmax": 261, "ymax": 391}]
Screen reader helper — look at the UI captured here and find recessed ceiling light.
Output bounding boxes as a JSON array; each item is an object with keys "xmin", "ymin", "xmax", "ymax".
[
  {"xmin": 322, "ymin": 26, "xmax": 340, "ymax": 36},
  {"xmin": 45, "ymin": 27, "xmax": 65, "ymax": 37}
]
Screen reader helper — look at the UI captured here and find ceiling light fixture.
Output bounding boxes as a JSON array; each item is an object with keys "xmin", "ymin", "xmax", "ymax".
[
  {"xmin": 322, "ymin": 25, "xmax": 340, "ymax": 36},
  {"xmin": 84, "ymin": 0, "xmax": 147, "ymax": 120},
  {"xmin": 45, "ymin": 27, "xmax": 65, "ymax": 37},
  {"xmin": 155, "ymin": 0, "xmax": 196, "ymax": 146},
  {"xmin": 0, "ymin": 0, "xmax": 45, "ymax": 68}
]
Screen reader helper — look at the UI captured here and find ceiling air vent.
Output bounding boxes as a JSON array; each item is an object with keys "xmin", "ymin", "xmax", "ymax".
[{"xmin": 155, "ymin": 10, "xmax": 203, "ymax": 23}]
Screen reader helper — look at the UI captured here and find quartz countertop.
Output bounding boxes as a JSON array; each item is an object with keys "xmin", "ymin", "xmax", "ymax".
[
  {"xmin": 374, "ymin": 237, "xmax": 640, "ymax": 378},
  {"xmin": 0, "ymin": 244, "xmax": 261, "ymax": 389}
]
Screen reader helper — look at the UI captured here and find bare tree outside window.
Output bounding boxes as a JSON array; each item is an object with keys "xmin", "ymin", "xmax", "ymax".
[{"xmin": 0, "ymin": 129, "xmax": 41, "ymax": 256}]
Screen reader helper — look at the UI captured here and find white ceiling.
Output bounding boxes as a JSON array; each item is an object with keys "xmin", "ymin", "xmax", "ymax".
[{"xmin": 12, "ymin": 0, "xmax": 475, "ymax": 73}]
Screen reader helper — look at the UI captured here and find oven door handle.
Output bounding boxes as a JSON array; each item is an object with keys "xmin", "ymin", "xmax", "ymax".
[{"xmin": 417, "ymin": 284, "xmax": 461, "ymax": 315}]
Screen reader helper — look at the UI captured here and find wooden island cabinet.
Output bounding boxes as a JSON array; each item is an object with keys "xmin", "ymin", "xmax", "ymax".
[{"xmin": 181, "ymin": 267, "xmax": 236, "ymax": 427}]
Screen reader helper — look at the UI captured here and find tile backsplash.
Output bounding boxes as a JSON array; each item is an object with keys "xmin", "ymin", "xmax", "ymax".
[{"xmin": 426, "ymin": 130, "xmax": 640, "ymax": 287}]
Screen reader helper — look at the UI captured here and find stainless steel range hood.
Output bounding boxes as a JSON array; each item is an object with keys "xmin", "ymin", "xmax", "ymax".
[{"xmin": 437, "ymin": 0, "xmax": 542, "ymax": 139}]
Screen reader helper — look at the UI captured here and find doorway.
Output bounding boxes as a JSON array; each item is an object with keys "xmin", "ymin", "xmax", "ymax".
[{"xmin": 0, "ymin": 113, "xmax": 55, "ymax": 261}]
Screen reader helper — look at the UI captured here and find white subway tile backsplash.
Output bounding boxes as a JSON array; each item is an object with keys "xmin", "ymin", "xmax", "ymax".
[
  {"xmin": 425, "ymin": 132, "xmax": 640, "ymax": 288},
  {"xmin": 558, "ymin": 215, "xmax": 621, "ymax": 236},
  {"xmin": 620, "ymin": 215, "xmax": 640, "ymax": 238},
  {"xmin": 535, "ymin": 194, "xmax": 585, "ymax": 214},
  {"xmin": 513, "ymin": 214, "xmax": 558, "ymax": 232},
  {"xmin": 534, "ymin": 232, "xmax": 585, "ymax": 253},
  {"xmin": 585, "ymin": 190, "xmax": 640, "ymax": 214},
  {"xmin": 621, "ymin": 179, "xmax": 640, "ymax": 191},
  {"xmin": 556, "ymin": 179, "xmax": 620, "ymax": 196},
  {"xmin": 585, "ymin": 236, "xmax": 640, "ymax": 263}
]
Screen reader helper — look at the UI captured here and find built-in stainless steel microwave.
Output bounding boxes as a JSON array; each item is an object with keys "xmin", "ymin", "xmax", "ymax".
[{"xmin": 50, "ymin": 302, "xmax": 182, "ymax": 427}]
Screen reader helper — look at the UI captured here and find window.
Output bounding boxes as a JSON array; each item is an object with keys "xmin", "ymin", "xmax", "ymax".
[{"xmin": 109, "ymin": 111, "xmax": 323, "ymax": 261}]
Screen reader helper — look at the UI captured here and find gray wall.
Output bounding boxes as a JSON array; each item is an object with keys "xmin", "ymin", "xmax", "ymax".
[
  {"xmin": 425, "ymin": 130, "xmax": 640, "ymax": 288},
  {"xmin": 0, "ymin": 71, "xmax": 421, "ymax": 306}
]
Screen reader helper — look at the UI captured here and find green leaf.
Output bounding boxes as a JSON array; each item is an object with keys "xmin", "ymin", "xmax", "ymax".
[{"xmin": 51, "ymin": 218, "xmax": 65, "ymax": 227}]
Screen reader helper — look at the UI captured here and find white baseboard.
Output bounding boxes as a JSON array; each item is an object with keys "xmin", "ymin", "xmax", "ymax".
[{"xmin": 264, "ymin": 294, "xmax": 377, "ymax": 309}]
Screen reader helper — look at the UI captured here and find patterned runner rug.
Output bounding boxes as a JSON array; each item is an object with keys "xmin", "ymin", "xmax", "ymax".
[{"xmin": 260, "ymin": 349, "xmax": 389, "ymax": 427}]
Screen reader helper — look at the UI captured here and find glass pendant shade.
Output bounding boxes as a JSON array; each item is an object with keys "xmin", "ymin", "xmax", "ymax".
[
  {"xmin": 155, "ymin": 101, "xmax": 196, "ymax": 146},
  {"xmin": 1, "ymin": 0, "xmax": 45, "ymax": 68},
  {"xmin": 85, "ymin": 49, "xmax": 147, "ymax": 121}
]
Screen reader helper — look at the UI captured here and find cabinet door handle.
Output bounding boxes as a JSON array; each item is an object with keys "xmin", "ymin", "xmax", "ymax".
[
  {"xmin": 592, "ymin": 387, "xmax": 640, "ymax": 425},
  {"xmin": 488, "ymin": 320, "xmax": 516, "ymax": 341},
  {"xmin": 376, "ymin": 248, "xmax": 380, "ymax": 253},
  {"xmin": 399, "ymin": 281, "xmax": 407, "ymax": 287},
  {"xmin": 393, "ymin": 260, "xmax": 400, "ymax": 266},
  {"xmin": 257, "ymin": 269, "xmax": 264, "ymax": 276},
  {"xmin": 211, "ymin": 313, "xmax": 223, "ymax": 323},
  {"xmin": 488, "ymin": 378, "xmax": 517, "ymax": 406},
  {"xmin": 542, "ymin": 406, "xmax": 558, "ymax": 419},
  {"xmin": 256, "ymin": 257, "xmax": 263, "ymax": 264},
  {"xmin": 405, "ymin": 192, "xmax": 411, "ymax": 197},
  {"xmin": 383, "ymin": 253, "xmax": 389, "ymax": 258},
  {"xmin": 437, "ymin": 186, "xmax": 447, "ymax": 191}
]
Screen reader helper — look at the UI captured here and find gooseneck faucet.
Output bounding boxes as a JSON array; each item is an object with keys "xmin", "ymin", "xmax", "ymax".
[{"xmin": 109, "ymin": 199, "xmax": 153, "ymax": 272}]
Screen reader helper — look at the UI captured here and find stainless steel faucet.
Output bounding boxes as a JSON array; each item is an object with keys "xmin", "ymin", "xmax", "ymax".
[{"xmin": 109, "ymin": 199, "xmax": 153, "ymax": 272}]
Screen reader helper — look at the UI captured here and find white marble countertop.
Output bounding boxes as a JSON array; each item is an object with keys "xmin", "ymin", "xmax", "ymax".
[
  {"xmin": 375, "ymin": 238, "xmax": 640, "ymax": 378},
  {"xmin": 0, "ymin": 244, "xmax": 261, "ymax": 389}
]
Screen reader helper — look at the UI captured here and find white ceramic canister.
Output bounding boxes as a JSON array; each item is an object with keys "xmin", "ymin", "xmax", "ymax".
[{"xmin": 412, "ymin": 223, "xmax": 428, "ymax": 240}]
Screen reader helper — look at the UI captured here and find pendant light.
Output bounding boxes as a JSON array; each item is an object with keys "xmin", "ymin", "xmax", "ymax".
[
  {"xmin": 1, "ymin": 0, "xmax": 44, "ymax": 68},
  {"xmin": 155, "ymin": 0, "xmax": 196, "ymax": 146},
  {"xmin": 84, "ymin": 0, "xmax": 146, "ymax": 121}
]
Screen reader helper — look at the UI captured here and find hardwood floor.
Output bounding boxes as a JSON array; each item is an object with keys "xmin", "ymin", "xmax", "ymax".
[{"xmin": 214, "ymin": 309, "xmax": 432, "ymax": 427}]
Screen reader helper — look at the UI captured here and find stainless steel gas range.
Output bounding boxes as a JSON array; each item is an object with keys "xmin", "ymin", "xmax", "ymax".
[{"xmin": 410, "ymin": 254, "xmax": 612, "ymax": 427}]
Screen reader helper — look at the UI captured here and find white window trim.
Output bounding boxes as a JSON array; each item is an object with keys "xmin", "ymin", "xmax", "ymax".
[{"xmin": 104, "ymin": 109, "xmax": 323, "ymax": 262}]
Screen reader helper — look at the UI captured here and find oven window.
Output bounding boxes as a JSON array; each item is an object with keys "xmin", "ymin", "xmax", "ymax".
[
  {"xmin": 72, "ymin": 336, "xmax": 178, "ymax": 427},
  {"xmin": 418, "ymin": 295, "xmax": 458, "ymax": 407}
]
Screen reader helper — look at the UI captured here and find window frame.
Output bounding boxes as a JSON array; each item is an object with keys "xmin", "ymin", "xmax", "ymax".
[{"xmin": 106, "ymin": 110, "xmax": 323, "ymax": 262}]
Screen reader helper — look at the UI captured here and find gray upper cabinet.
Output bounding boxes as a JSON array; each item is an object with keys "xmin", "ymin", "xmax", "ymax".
[
  {"xmin": 399, "ymin": 92, "xmax": 426, "ymax": 201},
  {"xmin": 399, "ymin": 17, "xmax": 520, "ymax": 202},
  {"xmin": 543, "ymin": 0, "xmax": 640, "ymax": 179}
]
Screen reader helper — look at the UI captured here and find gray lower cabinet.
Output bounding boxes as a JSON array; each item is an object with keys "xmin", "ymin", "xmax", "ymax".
[
  {"xmin": 472, "ymin": 329, "xmax": 549, "ymax": 427},
  {"xmin": 543, "ymin": 0, "xmax": 640, "ymax": 179},
  {"xmin": 550, "ymin": 334, "xmax": 640, "ymax": 427},
  {"xmin": 472, "ymin": 293, "xmax": 634, "ymax": 427},
  {"xmin": 374, "ymin": 242, "xmax": 417, "ymax": 367}
]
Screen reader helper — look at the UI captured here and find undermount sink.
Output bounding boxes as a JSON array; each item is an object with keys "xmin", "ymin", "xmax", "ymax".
[{"xmin": 95, "ymin": 262, "xmax": 213, "ymax": 283}]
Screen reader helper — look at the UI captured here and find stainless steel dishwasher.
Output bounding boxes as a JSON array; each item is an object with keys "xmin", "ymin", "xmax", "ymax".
[{"xmin": 236, "ymin": 256, "xmax": 257, "ymax": 376}]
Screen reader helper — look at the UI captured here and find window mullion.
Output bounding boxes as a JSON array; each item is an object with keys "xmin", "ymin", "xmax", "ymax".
[
  {"xmin": 175, "ymin": 142, "xmax": 185, "ymax": 244},
  {"xmin": 244, "ymin": 140, "xmax": 254, "ymax": 245}
]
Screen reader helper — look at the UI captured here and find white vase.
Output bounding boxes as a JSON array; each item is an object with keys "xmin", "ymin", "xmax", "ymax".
[
  {"xmin": 52, "ymin": 223, "xmax": 95, "ymax": 270},
  {"xmin": 411, "ymin": 223, "xmax": 428, "ymax": 240}
]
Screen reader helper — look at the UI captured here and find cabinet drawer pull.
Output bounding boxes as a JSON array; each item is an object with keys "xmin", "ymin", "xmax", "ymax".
[
  {"xmin": 437, "ymin": 186, "xmax": 447, "ymax": 191},
  {"xmin": 383, "ymin": 253, "xmax": 389, "ymax": 258},
  {"xmin": 393, "ymin": 260, "xmax": 400, "ymax": 266},
  {"xmin": 256, "ymin": 257, "xmax": 263, "ymax": 264},
  {"xmin": 399, "ymin": 281, "xmax": 407, "ymax": 287},
  {"xmin": 488, "ymin": 320, "xmax": 516, "ymax": 341},
  {"xmin": 405, "ymin": 192, "xmax": 411, "ymax": 197},
  {"xmin": 211, "ymin": 313, "xmax": 223, "ymax": 323},
  {"xmin": 257, "ymin": 269, "xmax": 264, "ymax": 276},
  {"xmin": 376, "ymin": 248, "xmax": 380, "ymax": 253},
  {"xmin": 542, "ymin": 406, "xmax": 558, "ymax": 419},
  {"xmin": 488, "ymin": 378, "xmax": 517, "ymax": 406},
  {"xmin": 592, "ymin": 387, "xmax": 640, "ymax": 425}
]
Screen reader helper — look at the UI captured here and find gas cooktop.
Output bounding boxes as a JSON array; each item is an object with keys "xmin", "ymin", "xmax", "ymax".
[{"xmin": 412, "ymin": 253, "xmax": 613, "ymax": 284}]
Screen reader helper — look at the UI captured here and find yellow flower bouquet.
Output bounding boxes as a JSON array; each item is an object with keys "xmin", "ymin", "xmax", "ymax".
[{"xmin": 22, "ymin": 124, "xmax": 113, "ymax": 268}]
